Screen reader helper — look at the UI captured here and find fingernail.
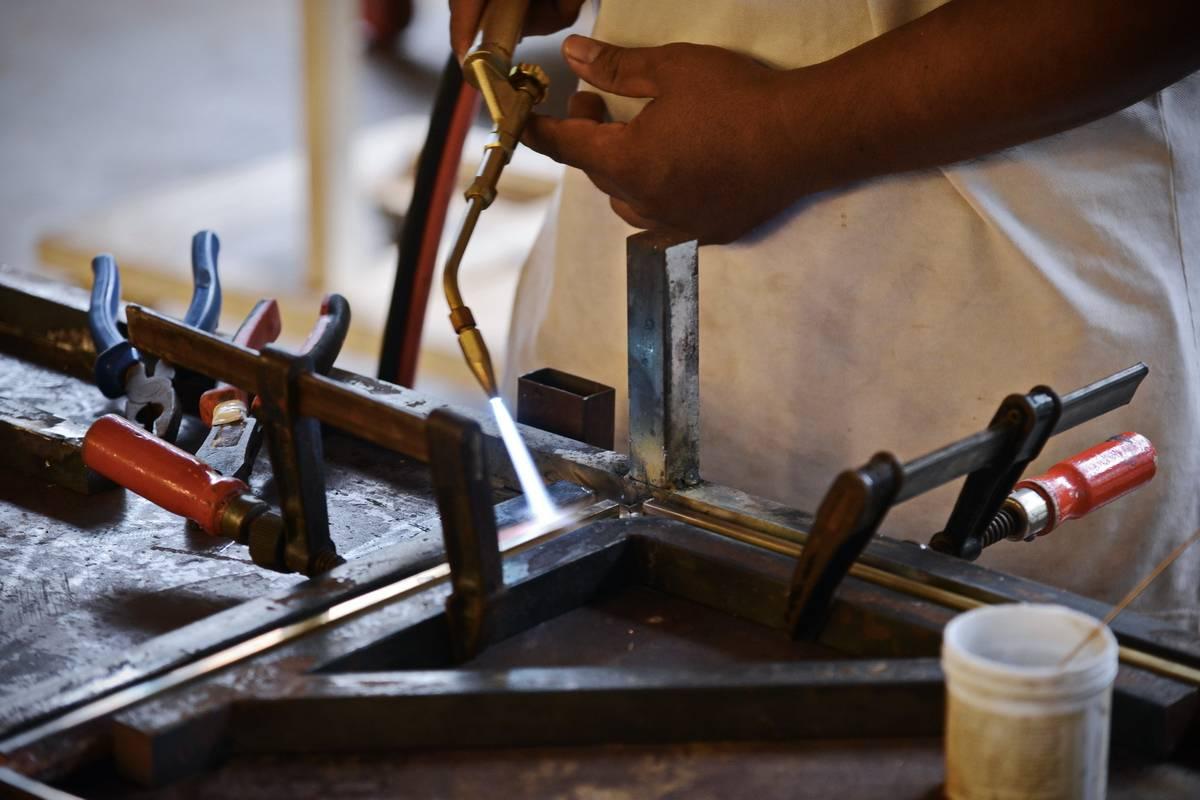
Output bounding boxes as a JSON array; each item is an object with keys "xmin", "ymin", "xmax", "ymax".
[{"xmin": 563, "ymin": 35, "xmax": 600, "ymax": 64}]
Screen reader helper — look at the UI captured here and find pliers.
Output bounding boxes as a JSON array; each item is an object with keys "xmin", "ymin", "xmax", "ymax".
[
  {"xmin": 88, "ymin": 230, "xmax": 222, "ymax": 441},
  {"xmin": 195, "ymin": 293, "xmax": 350, "ymax": 481}
]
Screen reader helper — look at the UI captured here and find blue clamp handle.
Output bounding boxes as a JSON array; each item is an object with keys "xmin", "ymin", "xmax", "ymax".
[
  {"xmin": 88, "ymin": 254, "xmax": 139, "ymax": 399},
  {"xmin": 187, "ymin": 230, "xmax": 223, "ymax": 332}
]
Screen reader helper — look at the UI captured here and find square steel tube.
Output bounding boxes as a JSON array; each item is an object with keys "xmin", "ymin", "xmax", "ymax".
[
  {"xmin": 517, "ymin": 367, "xmax": 615, "ymax": 450},
  {"xmin": 626, "ymin": 232, "xmax": 700, "ymax": 489}
]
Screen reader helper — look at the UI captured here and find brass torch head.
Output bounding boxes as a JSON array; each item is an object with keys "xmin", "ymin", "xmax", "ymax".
[
  {"xmin": 449, "ymin": 305, "xmax": 499, "ymax": 398},
  {"xmin": 456, "ymin": 327, "xmax": 499, "ymax": 398}
]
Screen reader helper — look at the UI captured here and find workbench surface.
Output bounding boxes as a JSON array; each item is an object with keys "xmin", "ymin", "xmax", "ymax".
[
  {"xmin": 54, "ymin": 740, "xmax": 1200, "ymax": 800},
  {"xmin": 0, "ymin": 349, "xmax": 451, "ymax": 728},
  {"xmin": 3, "ymin": 267, "xmax": 1199, "ymax": 798}
]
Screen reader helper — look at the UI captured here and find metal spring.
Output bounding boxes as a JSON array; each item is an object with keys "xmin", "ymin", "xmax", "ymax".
[{"xmin": 980, "ymin": 506, "xmax": 1020, "ymax": 549}]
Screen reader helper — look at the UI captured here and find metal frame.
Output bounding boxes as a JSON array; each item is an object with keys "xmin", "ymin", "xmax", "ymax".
[
  {"xmin": 0, "ymin": 266, "xmax": 1182, "ymax": 668},
  {"xmin": 0, "ymin": 265, "xmax": 1188, "ymax": 674},
  {"xmin": 101, "ymin": 517, "xmax": 949, "ymax": 786},
  {"xmin": 25, "ymin": 514, "xmax": 1194, "ymax": 789}
]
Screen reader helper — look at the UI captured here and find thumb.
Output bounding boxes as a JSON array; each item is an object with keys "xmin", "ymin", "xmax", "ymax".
[{"xmin": 562, "ymin": 35, "xmax": 660, "ymax": 98}]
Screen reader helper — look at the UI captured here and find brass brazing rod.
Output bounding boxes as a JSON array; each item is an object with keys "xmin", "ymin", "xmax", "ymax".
[{"xmin": 125, "ymin": 306, "xmax": 431, "ymax": 462}]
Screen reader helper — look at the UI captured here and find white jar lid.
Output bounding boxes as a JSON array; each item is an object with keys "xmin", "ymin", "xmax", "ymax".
[{"xmin": 942, "ymin": 603, "xmax": 1118, "ymax": 705}]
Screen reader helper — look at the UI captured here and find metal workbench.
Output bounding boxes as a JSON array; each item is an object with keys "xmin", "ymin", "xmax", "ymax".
[{"xmin": 2, "ymin": 256, "xmax": 1200, "ymax": 798}]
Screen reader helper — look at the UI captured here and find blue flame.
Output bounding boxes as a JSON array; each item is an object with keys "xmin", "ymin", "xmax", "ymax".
[{"xmin": 489, "ymin": 397, "xmax": 558, "ymax": 523}]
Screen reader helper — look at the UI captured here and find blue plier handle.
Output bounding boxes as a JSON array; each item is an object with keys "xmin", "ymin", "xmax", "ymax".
[{"xmin": 89, "ymin": 230, "xmax": 223, "ymax": 397}]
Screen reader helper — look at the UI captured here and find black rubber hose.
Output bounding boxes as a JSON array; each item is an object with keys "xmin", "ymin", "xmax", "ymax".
[{"xmin": 378, "ymin": 54, "xmax": 465, "ymax": 384}]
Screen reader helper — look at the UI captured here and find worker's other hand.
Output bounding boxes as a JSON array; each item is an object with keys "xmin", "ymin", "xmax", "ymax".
[
  {"xmin": 525, "ymin": 36, "xmax": 806, "ymax": 244},
  {"xmin": 450, "ymin": 1, "xmax": 587, "ymax": 63}
]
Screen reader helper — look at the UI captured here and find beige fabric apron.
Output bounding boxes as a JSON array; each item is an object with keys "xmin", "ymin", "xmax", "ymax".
[{"xmin": 505, "ymin": 0, "xmax": 1200, "ymax": 626}]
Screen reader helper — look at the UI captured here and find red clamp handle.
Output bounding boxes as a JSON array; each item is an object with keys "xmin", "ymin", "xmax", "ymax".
[
  {"xmin": 83, "ymin": 414, "xmax": 249, "ymax": 535},
  {"xmin": 1016, "ymin": 432, "xmax": 1157, "ymax": 534},
  {"xmin": 199, "ymin": 298, "xmax": 282, "ymax": 426}
]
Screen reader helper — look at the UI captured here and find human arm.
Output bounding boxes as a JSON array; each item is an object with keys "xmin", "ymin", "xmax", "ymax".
[{"xmin": 525, "ymin": 0, "xmax": 1200, "ymax": 244}]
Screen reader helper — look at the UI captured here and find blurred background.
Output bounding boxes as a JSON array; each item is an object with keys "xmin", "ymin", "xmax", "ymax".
[{"xmin": 0, "ymin": 0, "xmax": 588, "ymax": 408}]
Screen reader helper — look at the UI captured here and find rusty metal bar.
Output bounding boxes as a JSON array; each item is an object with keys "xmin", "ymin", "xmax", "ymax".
[
  {"xmin": 230, "ymin": 660, "xmax": 945, "ymax": 752},
  {"xmin": 0, "ymin": 397, "xmax": 110, "ymax": 494},
  {"xmin": 642, "ymin": 497, "xmax": 1200, "ymax": 689},
  {"xmin": 626, "ymin": 232, "xmax": 700, "ymax": 489},
  {"xmin": 126, "ymin": 306, "xmax": 259, "ymax": 393},
  {"xmin": 0, "ymin": 266, "xmax": 100, "ymax": 381},
  {"xmin": 297, "ymin": 373, "xmax": 430, "ymax": 462}
]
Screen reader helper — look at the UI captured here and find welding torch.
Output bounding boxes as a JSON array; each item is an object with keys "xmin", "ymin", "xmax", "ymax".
[{"xmin": 444, "ymin": 0, "xmax": 549, "ymax": 398}]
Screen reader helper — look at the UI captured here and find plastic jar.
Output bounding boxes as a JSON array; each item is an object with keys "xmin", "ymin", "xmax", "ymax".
[{"xmin": 941, "ymin": 603, "xmax": 1118, "ymax": 800}]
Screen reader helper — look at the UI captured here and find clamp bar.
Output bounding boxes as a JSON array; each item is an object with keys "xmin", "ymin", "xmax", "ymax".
[
  {"xmin": 899, "ymin": 363, "xmax": 1148, "ymax": 502},
  {"xmin": 126, "ymin": 306, "xmax": 430, "ymax": 461}
]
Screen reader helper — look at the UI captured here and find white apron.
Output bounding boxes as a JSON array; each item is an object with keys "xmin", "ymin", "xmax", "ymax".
[{"xmin": 505, "ymin": 0, "xmax": 1200, "ymax": 627}]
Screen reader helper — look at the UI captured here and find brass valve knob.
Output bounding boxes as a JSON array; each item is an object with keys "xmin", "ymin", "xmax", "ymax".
[{"xmin": 512, "ymin": 63, "xmax": 550, "ymax": 102}]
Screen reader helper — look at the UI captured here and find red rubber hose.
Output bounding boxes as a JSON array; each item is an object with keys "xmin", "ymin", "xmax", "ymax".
[{"xmin": 395, "ymin": 84, "xmax": 480, "ymax": 387}]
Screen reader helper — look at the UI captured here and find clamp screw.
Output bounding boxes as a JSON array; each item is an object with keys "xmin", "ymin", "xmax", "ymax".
[{"xmin": 310, "ymin": 549, "xmax": 345, "ymax": 575}]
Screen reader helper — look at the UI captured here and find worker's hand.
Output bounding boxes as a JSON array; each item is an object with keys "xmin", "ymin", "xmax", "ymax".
[
  {"xmin": 450, "ymin": 1, "xmax": 587, "ymax": 62},
  {"xmin": 524, "ymin": 36, "xmax": 811, "ymax": 244}
]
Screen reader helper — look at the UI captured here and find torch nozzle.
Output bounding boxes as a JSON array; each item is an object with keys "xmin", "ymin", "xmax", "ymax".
[{"xmin": 456, "ymin": 326, "xmax": 499, "ymax": 398}]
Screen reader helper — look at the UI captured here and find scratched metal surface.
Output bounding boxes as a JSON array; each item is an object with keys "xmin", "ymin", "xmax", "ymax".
[
  {"xmin": 0, "ymin": 351, "xmax": 447, "ymax": 703},
  {"xmin": 58, "ymin": 740, "xmax": 1200, "ymax": 800}
]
